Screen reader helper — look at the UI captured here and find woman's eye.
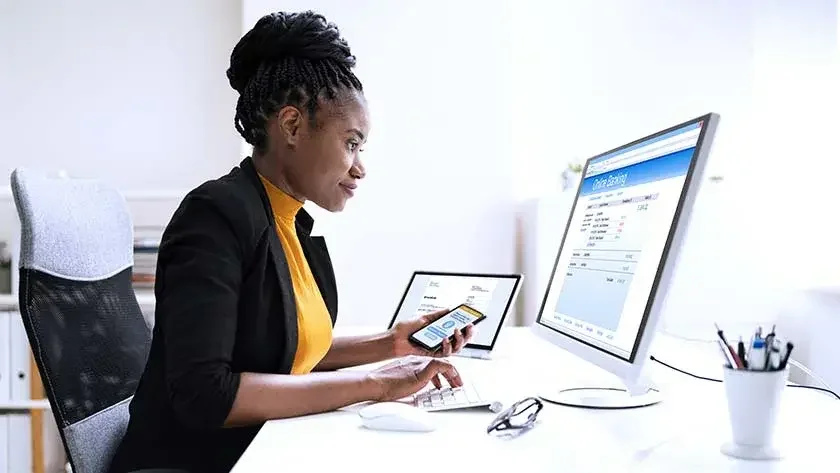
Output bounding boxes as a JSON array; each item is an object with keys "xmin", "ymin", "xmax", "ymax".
[{"xmin": 347, "ymin": 141, "xmax": 359, "ymax": 152}]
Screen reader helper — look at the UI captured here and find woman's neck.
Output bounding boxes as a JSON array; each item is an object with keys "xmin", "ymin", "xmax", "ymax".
[{"xmin": 252, "ymin": 152, "xmax": 306, "ymax": 203}]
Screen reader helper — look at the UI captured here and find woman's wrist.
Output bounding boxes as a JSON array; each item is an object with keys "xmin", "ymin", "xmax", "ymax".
[
  {"xmin": 382, "ymin": 328, "xmax": 401, "ymax": 358},
  {"xmin": 363, "ymin": 370, "xmax": 387, "ymax": 401},
  {"xmin": 354, "ymin": 330, "xmax": 399, "ymax": 361}
]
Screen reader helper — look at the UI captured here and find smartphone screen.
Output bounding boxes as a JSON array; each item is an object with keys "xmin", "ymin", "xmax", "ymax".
[{"xmin": 409, "ymin": 304, "xmax": 485, "ymax": 351}]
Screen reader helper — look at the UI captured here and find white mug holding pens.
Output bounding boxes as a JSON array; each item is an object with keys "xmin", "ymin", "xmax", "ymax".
[{"xmin": 716, "ymin": 323, "xmax": 794, "ymax": 461}]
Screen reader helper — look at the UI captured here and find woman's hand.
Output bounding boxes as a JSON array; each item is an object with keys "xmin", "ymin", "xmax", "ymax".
[
  {"xmin": 389, "ymin": 308, "xmax": 475, "ymax": 358},
  {"xmin": 367, "ymin": 356, "xmax": 463, "ymax": 402}
]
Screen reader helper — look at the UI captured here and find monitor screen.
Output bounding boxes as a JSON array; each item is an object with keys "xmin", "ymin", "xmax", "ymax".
[
  {"xmin": 388, "ymin": 272, "xmax": 521, "ymax": 350},
  {"xmin": 537, "ymin": 118, "xmax": 707, "ymax": 361}
]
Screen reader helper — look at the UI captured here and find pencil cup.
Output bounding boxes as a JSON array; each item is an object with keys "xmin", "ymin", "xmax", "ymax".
[{"xmin": 720, "ymin": 365, "xmax": 788, "ymax": 461}]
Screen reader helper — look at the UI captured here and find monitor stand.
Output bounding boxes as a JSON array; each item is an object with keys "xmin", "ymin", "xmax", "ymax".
[{"xmin": 539, "ymin": 385, "xmax": 662, "ymax": 409}]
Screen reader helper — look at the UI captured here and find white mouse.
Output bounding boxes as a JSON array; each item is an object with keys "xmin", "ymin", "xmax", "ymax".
[{"xmin": 358, "ymin": 402, "xmax": 436, "ymax": 432}]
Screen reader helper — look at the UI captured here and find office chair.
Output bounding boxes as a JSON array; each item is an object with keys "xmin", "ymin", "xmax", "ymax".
[{"xmin": 10, "ymin": 169, "xmax": 154, "ymax": 473}]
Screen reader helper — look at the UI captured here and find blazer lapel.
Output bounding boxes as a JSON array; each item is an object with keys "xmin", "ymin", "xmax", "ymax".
[
  {"xmin": 266, "ymin": 232, "xmax": 298, "ymax": 373},
  {"xmin": 239, "ymin": 157, "xmax": 299, "ymax": 373},
  {"xmin": 296, "ymin": 212, "xmax": 338, "ymax": 324}
]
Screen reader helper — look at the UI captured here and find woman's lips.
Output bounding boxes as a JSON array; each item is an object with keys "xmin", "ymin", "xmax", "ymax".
[{"xmin": 340, "ymin": 182, "xmax": 356, "ymax": 196}]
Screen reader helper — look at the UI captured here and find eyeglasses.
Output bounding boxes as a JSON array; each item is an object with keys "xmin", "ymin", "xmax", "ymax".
[{"xmin": 486, "ymin": 397, "xmax": 544, "ymax": 434}]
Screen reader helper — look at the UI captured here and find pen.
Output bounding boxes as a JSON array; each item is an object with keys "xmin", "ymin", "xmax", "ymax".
[
  {"xmin": 768, "ymin": 338, "xmax": 781, "ymax": 371},
  {"xmin": 779, "ymin": 341, "xmax": 794, "ymax": 370},
  {"xmin": 715, "ymin": 323, "xmax": 743, "ymax": 369},
  {"xmin": 714, "ymin": 323, "xmax": 733, "ymax": 349},
  {"xmin": 764, "ymin": 331, "xmax": 775, "ymax": 370},
  {"xmin": 717, "ymin": 339, "xmax": 738, "ymax": 368},
  {"xmin": 728, "ymin": 344, "xmax": 743, "ymax": 369},
  {"xmin": 737, "ymin": 338, "xmax": 747, "ymax": 369},
  {"xmin": 748, "ymin": 338, "xmax": 766, "ymax": 371},
  {"xmin": 715, "ymin": 323, "xmax": 728, "ymax": 343}
]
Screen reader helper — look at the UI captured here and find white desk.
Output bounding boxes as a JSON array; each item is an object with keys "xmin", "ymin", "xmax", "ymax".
[{"xmin": 232, "ymin": 327, "xmax": 839, "ymax": 472}]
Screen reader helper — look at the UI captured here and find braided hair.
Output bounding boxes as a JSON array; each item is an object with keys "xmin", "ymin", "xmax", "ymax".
[{"xmin": 227, "ymin": 11, "xmax": 363, "ymax": 153}]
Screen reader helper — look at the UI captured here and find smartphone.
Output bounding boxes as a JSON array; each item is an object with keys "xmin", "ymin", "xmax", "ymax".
[{"xmin": 409, "ymin": 304, "xmax": 486, "ymax": 352}]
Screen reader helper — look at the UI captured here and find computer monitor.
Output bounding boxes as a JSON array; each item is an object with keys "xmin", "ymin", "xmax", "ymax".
[{"xmin": 532, "ymin": 113, "xmax": 719, "ymax": 409}]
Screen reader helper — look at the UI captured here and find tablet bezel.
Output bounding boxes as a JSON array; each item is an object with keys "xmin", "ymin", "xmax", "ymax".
[{"xmin": 386, "ymin": 270, "xmax": 523, "ymax": 351}]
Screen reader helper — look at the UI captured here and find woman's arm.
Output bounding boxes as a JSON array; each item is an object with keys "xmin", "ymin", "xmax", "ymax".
[
  {"xmin": 314, "ymin": 332, "xmax": 396, "ymax": 371},
  {"xmin": 160, "ymin": 192, "xmax": 245, "ymax": 431},
  {"xmin": 224, "ymin": 370, "xmax": 379, "ymax": 426},
  {"xmin": 227, "ymin": 355, "xmax": 466, "ymax": 426}
]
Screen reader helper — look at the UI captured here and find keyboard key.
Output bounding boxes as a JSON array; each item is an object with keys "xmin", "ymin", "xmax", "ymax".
[{"xmin": 413, "ymin": 382, "xmax": 488, "ymax": 410}]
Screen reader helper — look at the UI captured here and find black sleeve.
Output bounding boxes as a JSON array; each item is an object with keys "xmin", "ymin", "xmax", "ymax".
[{"xmin": 156, "ymin": 190, "xmax": 244, "ymax": 431}]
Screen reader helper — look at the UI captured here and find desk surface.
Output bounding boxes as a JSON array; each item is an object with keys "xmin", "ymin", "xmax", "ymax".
[{"xmin": 232, "ymin": 327, "xmax": 839, "ymax": 472}]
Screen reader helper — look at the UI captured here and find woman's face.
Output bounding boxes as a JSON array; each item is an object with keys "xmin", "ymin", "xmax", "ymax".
[{"xmin": 277, "ymin": 89, "xmax": 370, "ymax": 212}]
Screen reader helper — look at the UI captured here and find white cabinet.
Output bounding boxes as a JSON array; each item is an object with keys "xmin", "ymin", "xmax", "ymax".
[
  {"xmin": 0, "ymin": 307, "xmax": 70, "ymax": 473},
  {"xmin": 0, "ymin": 309, "xmax": 40, "ymax": 473}
]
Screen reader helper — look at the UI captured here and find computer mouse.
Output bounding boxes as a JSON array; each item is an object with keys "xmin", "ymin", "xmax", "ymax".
[{"xmin": 358, "ymin": 402, "xmax": 437, "ymax": 432}]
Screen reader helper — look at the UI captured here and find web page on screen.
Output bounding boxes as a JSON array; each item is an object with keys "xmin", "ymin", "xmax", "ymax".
[{"xmin": 540, "ymin": 122, "xmax": 702, "ymax": 359}]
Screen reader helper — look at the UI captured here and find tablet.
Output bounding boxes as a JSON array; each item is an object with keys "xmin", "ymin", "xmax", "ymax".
[{"xmin": 387, "ymin": 271, "xmax": 523, "ymax": 357}]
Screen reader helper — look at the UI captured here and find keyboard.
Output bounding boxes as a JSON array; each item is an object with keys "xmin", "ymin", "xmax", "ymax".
[{"xmin": 411, "ymin": 382, "xmax": 502, "ymax": 412}]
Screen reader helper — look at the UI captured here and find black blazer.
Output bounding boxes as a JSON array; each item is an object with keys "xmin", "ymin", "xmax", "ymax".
[{"xmin": 109, "ymin": 157, "xmax": 338, "ymax": 473}]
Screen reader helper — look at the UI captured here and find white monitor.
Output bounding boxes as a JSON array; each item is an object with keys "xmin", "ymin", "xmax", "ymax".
[
  {"xmin": 388, "ymin": 271, "xmax": 523, "ymax": 359},
  {"xmin": 532, "ymin": 113, "xmax": 720, "ymax": 409}
]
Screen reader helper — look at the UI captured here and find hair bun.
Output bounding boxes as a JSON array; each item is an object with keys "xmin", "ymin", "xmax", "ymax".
[{"xmin": 227, "ymin": 11, "xmax": 356, "ymax": 94}]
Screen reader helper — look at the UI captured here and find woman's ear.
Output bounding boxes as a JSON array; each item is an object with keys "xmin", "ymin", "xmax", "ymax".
[{"xmin": 276, "ymin": 106, "xmax": 303, "ymax": 147}]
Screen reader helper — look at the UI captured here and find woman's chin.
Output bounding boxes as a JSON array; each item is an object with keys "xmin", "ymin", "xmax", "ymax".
[{"xmin": 314, "ymin": 195, "xmax": 349, "ymax": 213}]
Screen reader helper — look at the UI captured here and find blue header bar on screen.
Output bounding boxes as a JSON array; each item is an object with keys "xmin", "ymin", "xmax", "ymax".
[
  {"xmin": 589, "ymin": 122, "xmax": 702, "ymax": 166},
  {"xmin": 579, "ymin": 147, "xmax": 695, "ymax": 196}
]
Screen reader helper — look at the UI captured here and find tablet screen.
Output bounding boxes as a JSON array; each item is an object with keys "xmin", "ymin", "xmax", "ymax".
[{"xmin": 388, "ymin": 272, "xmax": 522, "ymax": 350}]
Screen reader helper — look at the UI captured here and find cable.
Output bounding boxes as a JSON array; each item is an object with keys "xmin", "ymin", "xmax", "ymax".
[
  {"xmin": 788, "ymin": 358, "xmax": 834, "ymax": 393},
  {"xmin": 649, "ymin": 355, "xmax": 840, "ymax": 401},
  {"xmin": 649, "ymin": 355, "xmax": 724, "ymax": 383}
]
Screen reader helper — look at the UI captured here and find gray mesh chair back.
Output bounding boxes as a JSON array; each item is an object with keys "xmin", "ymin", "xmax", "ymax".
[{"xmin": 11, "ymin": 169, "xmax": 152, "ymax": 473}]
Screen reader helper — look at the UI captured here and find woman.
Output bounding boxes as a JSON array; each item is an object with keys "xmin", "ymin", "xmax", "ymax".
[{"xmin": 109, "ymin": 11, "xmax": 472, "ymax": 473}]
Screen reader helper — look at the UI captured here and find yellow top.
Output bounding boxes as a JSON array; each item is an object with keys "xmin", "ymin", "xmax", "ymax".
[{"xmin": 259, "ymin": 174, "xmax": 333, "ymax": 374}]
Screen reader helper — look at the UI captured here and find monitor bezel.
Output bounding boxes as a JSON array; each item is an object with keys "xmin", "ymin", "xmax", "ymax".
[
  {"xmin": 533, "ymin": 113, "xmax": 720, "ymax": 380},
  {"xmin": 387, "ymin": 270, "xmax": 523, "ymax": 351}
]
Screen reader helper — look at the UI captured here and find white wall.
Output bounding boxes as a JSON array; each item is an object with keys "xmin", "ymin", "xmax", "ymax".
[
  {"xmin": 242, "ymin": 1, "xmax": 519, "ymax": 328},
  {"xmin": 511, "ymin": 0, "xmax": 839, "ymax": 334},
  {"xmin": 0, "ymin": 0, "xmax": 243, "ymax": 242}
]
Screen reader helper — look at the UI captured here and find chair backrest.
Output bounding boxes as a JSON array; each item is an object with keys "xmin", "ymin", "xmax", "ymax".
[{"xmin": 11, "ymin": 169, "xmax": 152, "ymax": 473}]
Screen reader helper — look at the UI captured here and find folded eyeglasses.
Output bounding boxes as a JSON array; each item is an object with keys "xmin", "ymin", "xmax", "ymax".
[{"xmin": 486, "ymin": 396, "xmax": 544, "ymax": 434}]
